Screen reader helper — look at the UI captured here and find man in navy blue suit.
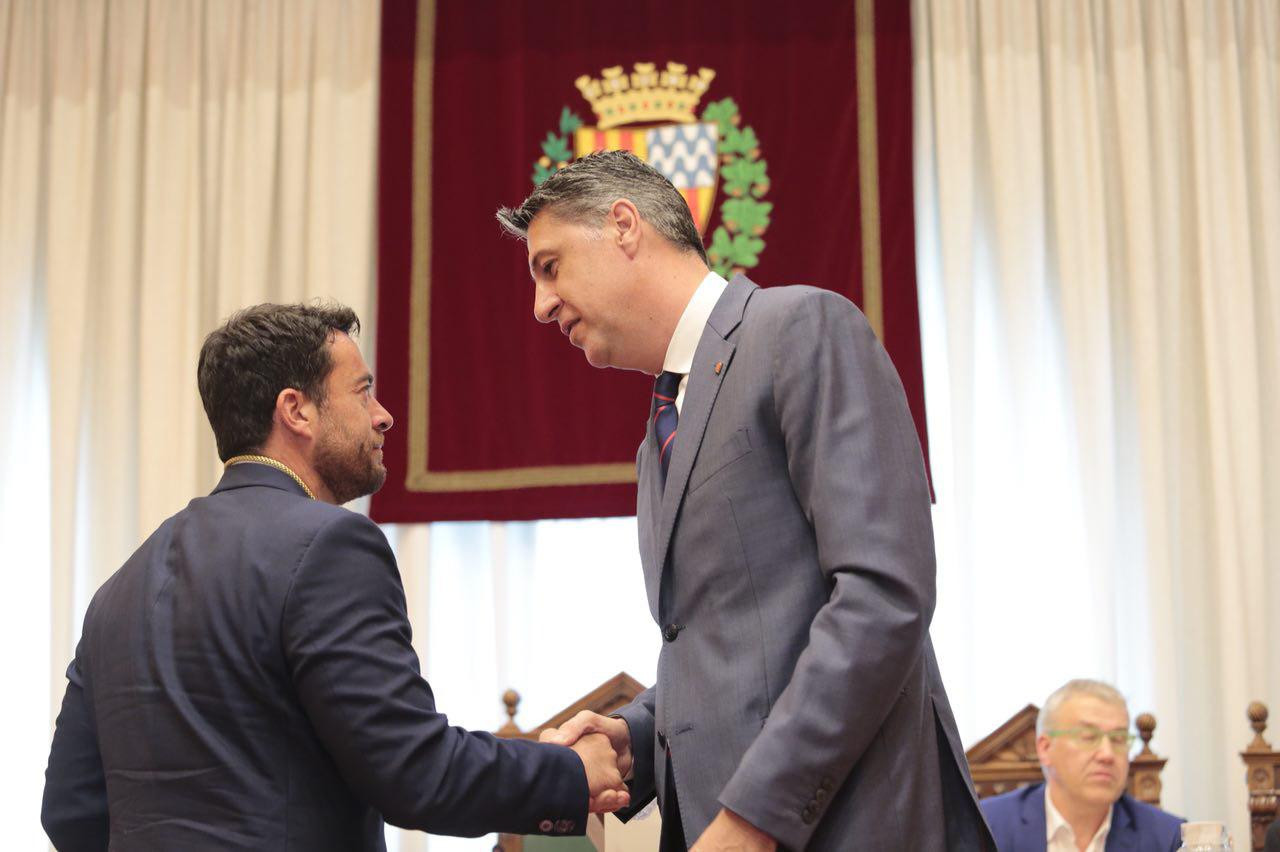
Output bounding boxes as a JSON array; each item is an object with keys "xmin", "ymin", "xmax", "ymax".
[
  {"xmin": 981, "ymin": 680, "xmax": 1183, "ymax": 852},
  {"xmin": 41, "ymin": 303, "xmax": 630, "ymax": 851}
]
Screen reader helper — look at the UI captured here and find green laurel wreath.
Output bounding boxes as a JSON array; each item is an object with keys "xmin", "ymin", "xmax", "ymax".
[
  {"xmin": 531, "ymin": 98, "xmax": 771, "ymax": 276},
  {"xmin": 700, "ymin": 97, "xmax": 770, "ymax": 278},
  {"xmin": 533, "ymin": 107, "xmax": 583, "ymax": 186}
]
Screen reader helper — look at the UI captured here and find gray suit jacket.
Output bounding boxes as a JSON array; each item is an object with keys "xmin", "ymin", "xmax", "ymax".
[{"xmin": 615, "ymin": 277, "xmax": 992, "ymax": 850}]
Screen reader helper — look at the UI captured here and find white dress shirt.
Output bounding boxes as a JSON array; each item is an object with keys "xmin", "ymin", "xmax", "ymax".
[
  {"xmin": 660, "ymin": 270, "xmax": 728, "ymax": 414},
  {"xmin": 1046, "ymin": 789, "xmax": 1112, "ymax": 852}
]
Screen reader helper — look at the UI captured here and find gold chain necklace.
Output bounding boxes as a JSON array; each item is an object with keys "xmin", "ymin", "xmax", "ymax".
[{"xmin": 223, "ymin": 454, "xmax": 316, "ymax": 500}]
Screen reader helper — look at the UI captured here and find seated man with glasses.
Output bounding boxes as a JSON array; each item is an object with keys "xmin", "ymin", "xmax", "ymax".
[{"xmin": 981, "ymin": 679, "xmax": 1184, "ymax": 852}]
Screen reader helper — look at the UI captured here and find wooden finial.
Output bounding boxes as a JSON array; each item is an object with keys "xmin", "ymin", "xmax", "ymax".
[
  {"xmin": 504, "ymin": 689, "xmax": 520, "ymax": 722},
  {"xmin": 1247, "ymin": 701, "xmax": 1270, "ymax": 750},
  {"xmin": 1129, "ymin": 712, "xmax": 1167, "ymax": 806},
  {"xmin": 1135, "ymin": 713, "xmax": 1156, "ymax": 756},
  {"xmin": 496, "ymin": 689, "xmax": 522, "ymax": 737}
]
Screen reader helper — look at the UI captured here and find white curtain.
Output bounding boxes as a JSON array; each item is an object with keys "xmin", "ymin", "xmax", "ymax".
[
  {"xmin": 385, "ymin": 520, "xmax": 658, "ymax": 852},
  {"xmin": 0, "ymin": 0, "xmax": 381, "ymax": 847},
  {"xmin": 914, "ymin": 0, "xmax": 1279, "ymax": 840}
]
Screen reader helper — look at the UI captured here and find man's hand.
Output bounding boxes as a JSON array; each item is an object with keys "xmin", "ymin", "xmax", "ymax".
[
  {"xmin": 568, "ymin": 732, "xmax": 630, "ymax": 814},
  {"xmin": 690, "ymin": 808, "xmax": 777, "ymax": 852},
  {"xmin": 540, "ymin": 711, "xmax": 634, "ymax": 782}
]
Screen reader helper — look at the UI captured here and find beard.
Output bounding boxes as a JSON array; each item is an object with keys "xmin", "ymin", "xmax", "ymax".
[{"xmin": 313, "ymin": 417, "xmax": 386, "ymax": 505}]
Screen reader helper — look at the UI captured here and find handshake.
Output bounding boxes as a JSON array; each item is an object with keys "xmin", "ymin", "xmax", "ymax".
[
  {"xmin": 541, "ymin": 711, "xmax": 633, "ymax": 814},
  {"xmin": 542, "ymin": 711, "xmax": 779, "ymax": 851}
]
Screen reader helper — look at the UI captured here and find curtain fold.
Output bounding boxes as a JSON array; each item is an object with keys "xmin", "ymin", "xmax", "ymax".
[
  {"xmin": 915, "ymin": 0, "xmax": 1279, "ymax": 837},
  {"xmin": 1, "ymin": 1, "xmax": 380, "ymax": 846},
  {"xmin": 36, "ymin": 0, "xmax": 379, "ymax": 670},
  {"xmin": 0, "ymin": 3, "xmax": 53, "ymax": 843}
]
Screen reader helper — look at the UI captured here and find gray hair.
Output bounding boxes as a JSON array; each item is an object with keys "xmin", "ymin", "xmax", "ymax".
[
  {"xmin": 495, "ymin": 149, "xmax": 709, "ymax": 266},
  {"xmin": 1037, "ymin": 679, "xmax": 1128, "ymax": 736}
]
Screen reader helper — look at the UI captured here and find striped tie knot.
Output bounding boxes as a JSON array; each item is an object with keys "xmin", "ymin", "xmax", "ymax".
[{"xmin": 653, "ymin": 371, "xmax": 682, "ymax": 485}]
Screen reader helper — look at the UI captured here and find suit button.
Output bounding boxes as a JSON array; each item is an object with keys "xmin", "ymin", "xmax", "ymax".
[
  {"xmin": 663, "ymin": 624, "xmax": 681, "ymax": 642},
  {"xmin": 801, "ymin": 804, "xmax": 817, "ymax": 824},
  {"xmin": 538, "ymin": 819, "xmax": 553, "ymax": 832},
  {"xmin": 815, "ymin": 788, "xmax": 828, "ymax": 802}
]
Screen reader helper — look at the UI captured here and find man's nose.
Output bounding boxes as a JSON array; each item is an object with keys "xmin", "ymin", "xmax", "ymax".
[
  {"xmin": 372, "ymin": 397, "xmax": 394, "ymax": 432},
  {"xmin": 533, "ymin": 281, "xmax": 560, "ymax": 324}
]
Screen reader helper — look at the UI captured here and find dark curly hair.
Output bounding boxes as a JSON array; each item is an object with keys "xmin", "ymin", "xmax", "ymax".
[{"xmin": 197, "ymin": 302, "xmax": 360, "ymax": 461}]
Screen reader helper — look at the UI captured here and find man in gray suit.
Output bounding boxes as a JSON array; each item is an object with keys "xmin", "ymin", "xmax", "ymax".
[{"xmin": 496, "ymin": 151, "xmax": 992, "ymax": 850}]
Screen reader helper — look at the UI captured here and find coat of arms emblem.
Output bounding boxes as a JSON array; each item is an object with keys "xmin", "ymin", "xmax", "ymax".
[{"xmin": 531, "ymin": 61, "xmax": 772, "ymax": 277}]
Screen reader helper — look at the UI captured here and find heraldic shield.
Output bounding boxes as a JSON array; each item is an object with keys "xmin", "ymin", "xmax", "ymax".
[{"xmin": 574, "ymin": 122, "xmax": 719, "ymax": 236}]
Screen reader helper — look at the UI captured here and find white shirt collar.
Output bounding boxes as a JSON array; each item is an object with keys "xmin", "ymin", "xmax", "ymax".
[
  {"xmin": 661, "ymin": 270, "xmax": 728, "ymax": 376},
  {"xmin": 1045, "ymin": 787, "xmax": 1112, "ymax": 852}
]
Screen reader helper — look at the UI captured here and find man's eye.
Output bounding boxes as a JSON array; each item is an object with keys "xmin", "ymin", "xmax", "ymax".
[{"xmin": 543, "ymin": 261, "xmax": 555, "ymax": 276}]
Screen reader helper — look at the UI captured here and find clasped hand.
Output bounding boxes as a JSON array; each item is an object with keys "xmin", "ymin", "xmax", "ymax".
[
  {"xmin": 544, "ymin": 711, "xmax": 776, "ymax": 850},
  {"xmin": 541, "ymin": 711, "xmax": 633, "ymax": 814}
]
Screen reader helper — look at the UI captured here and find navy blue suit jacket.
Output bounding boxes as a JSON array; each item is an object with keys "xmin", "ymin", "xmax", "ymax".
[
  {"xmin": 981, "ymin": 783, "xmax": 1183, "ymax": 852},
  {"xmin": 42, "ymin": 464, "xmax": 588, "ymax": 851}
]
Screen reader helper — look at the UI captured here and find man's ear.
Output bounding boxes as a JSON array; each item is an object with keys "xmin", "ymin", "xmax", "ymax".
[
  {"xmin": 1035, "ymin": 733, "xmax": 1052, "ymax": 768},
  {"xmin": 275, "ymin": 387, "xmax": 317, "ymax": 440},
  {"xmin": 608, "ymin": 199, "xmax": 642, "ymax": 258}
]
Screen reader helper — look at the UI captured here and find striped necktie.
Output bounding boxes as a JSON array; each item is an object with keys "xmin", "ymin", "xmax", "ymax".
[{"xmin": 653, "ymin": 371, "xmax": 682, "ymax": 485}]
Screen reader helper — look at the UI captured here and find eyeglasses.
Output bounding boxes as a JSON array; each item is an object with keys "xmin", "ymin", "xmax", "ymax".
[{"xmin": 1047, "ymin": 726, "xmax": 1136, "ymax": 751}]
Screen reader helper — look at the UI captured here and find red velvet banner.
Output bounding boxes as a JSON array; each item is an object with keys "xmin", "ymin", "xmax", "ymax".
[{"xmin": 372, "ymin": 0, "xmax": 925, "ymax": 522}]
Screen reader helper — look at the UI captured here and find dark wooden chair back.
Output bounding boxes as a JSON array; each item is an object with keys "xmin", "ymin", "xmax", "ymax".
[{"xmin": 1242, "ymin": 701, "xmax": 1280, "ymax": 852}]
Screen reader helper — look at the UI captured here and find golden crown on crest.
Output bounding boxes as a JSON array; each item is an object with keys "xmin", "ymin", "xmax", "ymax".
[{"xmin": 574, "ymin": 62, "xmax": 717, "ymax": 130}]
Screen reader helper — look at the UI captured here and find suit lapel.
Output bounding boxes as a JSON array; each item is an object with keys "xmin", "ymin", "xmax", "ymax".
[
  {"xmin": 1020, "ymin": 785, "xmax": 1048, "ymax": 849},
  {"xmin": 651, "ymin": 276, "xmax": 755, "ymax": 597},
  {"xmin": 1103, "ymin": 797, "xmax": 1136, "ymax": 852},
  {"xmin": 638, "ymin": 397, "xmax": 664, "ymax": 619}
]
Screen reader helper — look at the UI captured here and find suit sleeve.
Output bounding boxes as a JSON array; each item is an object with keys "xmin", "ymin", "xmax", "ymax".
[
  {"xmin": 282, "ymin": 511, "xmax": 589, "ymax": 837},
  {"xmin": 42, "ymin": 647, "xmax": 109, "ymax": 852},
  {"xmin": 717, "ymin": 290, "xmax": 936, "ymax": 850},
  {"xmin": 611, "ymin": 685, "xmax": 657, "ymax": 821}
]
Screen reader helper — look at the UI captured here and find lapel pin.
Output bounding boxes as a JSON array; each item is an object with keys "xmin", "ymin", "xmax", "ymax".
[{"xmin": 714, "ymin": 361, "xmax": 723, "ymax": 375}]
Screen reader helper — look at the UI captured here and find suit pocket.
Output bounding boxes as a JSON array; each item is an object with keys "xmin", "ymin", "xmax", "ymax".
[{"xmin": 687, "ymin": 428, "xmax": 753, "ymax": 494}]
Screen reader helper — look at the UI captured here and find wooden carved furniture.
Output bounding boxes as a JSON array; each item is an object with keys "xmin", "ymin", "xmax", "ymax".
[
  {"xmin": 965, "ymin": 704, "xmax": 1043, "ymax": 797},
  {"xmin": 1241, "ymin": 701, "xmax": 1279, "ymax": 852},
  {"xmin": 965, "ymin": 703, "xmax": 1167, "ymax": 805},
  {"xmin": 1127, "ymin": 712, "xmax": 1169, "ymax": 804},
  {"xmin": 493, "ymin": 672, "xmax": 648, "ymax": 852}
]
